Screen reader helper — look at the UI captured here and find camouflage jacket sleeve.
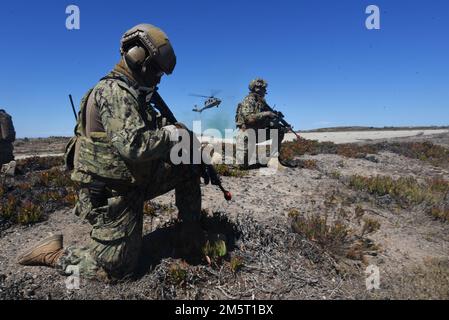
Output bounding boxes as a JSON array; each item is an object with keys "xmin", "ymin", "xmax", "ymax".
[
  {"xmin": 237, "ymin": 94, "xmax": 271, "ymax": 127},
  {"xmin": 95, "ymin": 80, "xmax": 173, "ymax": 162}
]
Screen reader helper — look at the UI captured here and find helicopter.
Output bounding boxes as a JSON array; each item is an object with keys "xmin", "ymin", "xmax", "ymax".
[{"xmin": 191, "ymin": 91, "xmax": 222, "ymax": 113}]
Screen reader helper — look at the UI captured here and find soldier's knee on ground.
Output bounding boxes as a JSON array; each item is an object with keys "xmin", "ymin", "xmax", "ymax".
[{"xmin": 92, "ymin": 237, "xmax": 142, "ymax": 280}]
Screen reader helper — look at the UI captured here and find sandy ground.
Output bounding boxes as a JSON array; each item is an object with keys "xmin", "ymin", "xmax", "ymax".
[
  {"xmin": 285, "ymin": 129, "xmax": 449, "ymax": 144},
  {"xmin": 2, "ymin": 131, "xmax": 448, "ymax": 300}
]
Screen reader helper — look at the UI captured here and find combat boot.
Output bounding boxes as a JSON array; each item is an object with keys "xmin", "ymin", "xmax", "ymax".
[
  {"xmin": 278, "ymin": 157, "xmax": 301, "ymax": 168},
  {"xmin": 18, "ymin": 234, "xmax": 64, "ymax": 267}
]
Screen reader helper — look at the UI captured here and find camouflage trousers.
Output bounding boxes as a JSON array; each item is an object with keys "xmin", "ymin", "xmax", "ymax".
[
  {"xmin": 0, "ymin": 142, "xmax": 14, "ymax": 166},
  {"xmin": 57, "ymin": 162, "xmax": 202, "ymax": 280},
  {"xmin": 236, "ymin": 128, "xmax": 285, "ymax": 169}
]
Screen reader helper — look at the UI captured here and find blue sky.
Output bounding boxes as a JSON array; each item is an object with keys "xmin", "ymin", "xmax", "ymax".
[{"xmin": 0, "ymin": 0, "xmax": 448, "ymax": 138}]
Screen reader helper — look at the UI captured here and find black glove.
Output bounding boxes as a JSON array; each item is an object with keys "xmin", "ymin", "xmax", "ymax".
[
  {"xmin": 275, "ymin": 111, "xmax": 285, "ymax": 119},
  {"xmin": 201, "ymin": 165, "xmax": 221, "ymax": 186},
  {"xmin": 201, "ymin": 165, "xmax": 210, "ymax": 185}
]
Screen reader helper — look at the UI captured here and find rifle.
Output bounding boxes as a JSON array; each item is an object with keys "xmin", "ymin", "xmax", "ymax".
[
  {"xmin": 150, "ymin": 90, "xmax": 232, "ymax": 201},
  {"xmin": 68, "ymin": 95, "xmax": 78, "ymax": 121},
  {"xmin": 266, "ymin": 105, "xmax": 302, "ymax": 142}
]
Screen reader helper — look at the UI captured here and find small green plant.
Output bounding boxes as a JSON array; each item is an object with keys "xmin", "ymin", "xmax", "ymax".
[
  {"xmin": 35, "ymin": 168, "xmax": 74, "ymax": 188},
  {"xmin": 0, "ymin": 195, "xmax": 19, "ymax": 220},
  {"xmin": 430, "ymin": 207, "xmax": 449, "ymax": 222},
  {"xmin": 288, "ymin": 208, "xmax": 300, "ymax": 219},
  {"xmin": 214, "ymin": 164, "xmax": 247, "ymax": 178},
  {"xmin": 230, "ymin": 256, "xmax": 244, "ymax": 274},
  {"xmin": 17, "ymin": 201, "xmax": 43, "ymax": 225},
  {"xmin": 168, "ymin": 262, "xmax": 188, "ymax": 286},
  {"xmin": 202, "ymin": 238, "xmax": 227, "ymax": 263}
]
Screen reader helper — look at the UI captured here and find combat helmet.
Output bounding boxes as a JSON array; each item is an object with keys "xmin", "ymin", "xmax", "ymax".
[
  {"xmin": 121, "ymin": 24, "xmax": 177, "ymax": 76},
  {"xmin": 249, "ymin": 78, "xmax": 268, "ymax": 93}
]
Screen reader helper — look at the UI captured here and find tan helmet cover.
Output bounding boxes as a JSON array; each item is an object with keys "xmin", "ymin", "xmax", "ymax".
[
  {"xmin": 249, "ymin": 78, "xmax": 268, "ymax": 92},
  {"xmin": 121, "ymin": 24, "xmax": 177, "ymax": 75}
]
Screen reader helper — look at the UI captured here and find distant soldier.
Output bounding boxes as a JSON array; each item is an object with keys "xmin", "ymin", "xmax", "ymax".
[
  {"xmin": 18, "ymin": 24, "xmax": 209, "ymax": 282},
  {"xmin": 0, "ymin": 109, "xmax": 16, "ymax": 165},
  {"xmin": 235, "ymin": 79, "xmax": 291, "ymax": 169}
]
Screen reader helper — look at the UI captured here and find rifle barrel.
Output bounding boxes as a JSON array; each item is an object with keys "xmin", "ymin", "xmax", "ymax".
[{"xmin": 69, "ymin": 95, "xmax": 78, "ymax": 120}]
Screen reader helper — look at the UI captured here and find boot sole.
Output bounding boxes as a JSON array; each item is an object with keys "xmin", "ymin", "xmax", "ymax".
[{"xmin": 18, "ymin": 234, "xmax": 63, "ymax": 264}]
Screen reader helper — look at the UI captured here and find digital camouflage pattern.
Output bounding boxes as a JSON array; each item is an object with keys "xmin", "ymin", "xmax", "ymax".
[
  {"xmin": 235, "ymin": 90, "xmax": 286, "ymax": 168},
  {"xmin": 248, "ymin": 78, "xmax": 268, "ymax": 92},
  {"xmin": 70, "ymin": 70, "xmax": 174, "ymax": 185},
  {"xmin": 235, "ymin": 92, "xmax": 274, "ymax": 129},
  {"xmin": 58, "ymin": 162, "xmax": 201, "ymax": 280},
  {"xmin": 62, "ymin": 68, "xmax": 202, "ymax": 280},
  {"xmin": 0, "ymin": 110, "xmax": 15, "ymax": 165}
]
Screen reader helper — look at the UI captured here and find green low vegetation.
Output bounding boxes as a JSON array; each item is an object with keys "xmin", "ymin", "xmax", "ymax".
[
  {"xmin": 347, "ymin": 175, "xmax": 449, "ymax": 222},
  {"xmin": 214, "ymin": 164, "xmax": 248, "ymax": 178},
  {"xmin": 0, "ymin": 156, "xmax": 78, "ymax": 226},
  {"xmin": 281, "ymin": 138, "xmax": 449, "ymax": 169}
]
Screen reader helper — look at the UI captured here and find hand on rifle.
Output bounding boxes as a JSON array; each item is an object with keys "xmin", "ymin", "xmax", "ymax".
[{"xmin": 274, "ymin": 111, "xmax": 285, "ymax": 119}]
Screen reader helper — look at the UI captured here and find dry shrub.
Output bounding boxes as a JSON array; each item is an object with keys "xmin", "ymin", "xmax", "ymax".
[
  {"xmin": 0, "ymin": 195, "xmax": 19, "ymax": 220},
  {"xmin": 378, "ymin": 141, "xmax": 449, "ymax": 168},
  {"xmin": 16, "ymin": 156, "xmax": 64, "ymax": 174},
  {"xmin": 17, "ymin": 201, "xmax": 43, "ymax": 225},
  {"xmin": 289, "ymin": 203, "xmax": 381, "ymax": 261},
  {"xmin": 301, "ymin": 159, "xmax": 318, "ymax": 170},
  {"xmin": 229, "ymin": 256, "xmax": 244, "ymax": 274},
  {"xmin": 289, "ymin": 209, "xmax": 351, "ymax": 257},
  {"xmin": 347, "ymin": 175, "xmax": 449, "ymax": 222},
  {"xmin": 361, "ymin": 218, "xmax": 381, "ymax": 236},
  {"xmin": 1, "ymin": 160, "xmax": 80, "ymax": 226},
  {"xmin": 63, "ymin": 192, "xmax": 78, "ymax": 206},
  {"xmin": 281, "ymin": 139, "xmax": 449, "ymax": 169},
  {"xmin": 167, "ymin": 262, "xmax": 188, "ymax": 286},
  {"xmin": 430, "ymin": 207, "xmax": 449, "ymax": 222},
  {"xmin": 214, "ymin": 164, "xmax": 247, "ymax": 178}
]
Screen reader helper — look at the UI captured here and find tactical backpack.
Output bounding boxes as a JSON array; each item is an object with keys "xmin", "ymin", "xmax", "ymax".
[{"xmin": 0, "ymin": 111, "xmax": 16, "ymax": 143}]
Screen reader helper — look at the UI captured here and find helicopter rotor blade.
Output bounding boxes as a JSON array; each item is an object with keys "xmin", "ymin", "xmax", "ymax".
[
  {"xmin": 189, "ymin": 93, "xmax": 211, "ymax": 98},
  {"xmin": 210, "ymin": 90, "xmax": 222, "ymax": 97}
]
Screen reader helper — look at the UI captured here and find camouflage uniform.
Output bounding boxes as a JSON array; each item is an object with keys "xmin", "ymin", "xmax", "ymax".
[
  {"xmin": 0, "ymin": 109, "xmax": 15, "ymax": 166},
  {"xmin": 61, "ymin": 68, "xmax": 202, "ymax": 280},
  {"xmin": 235, "ymin": 89, "xmax": 285, "ymax": 168}
]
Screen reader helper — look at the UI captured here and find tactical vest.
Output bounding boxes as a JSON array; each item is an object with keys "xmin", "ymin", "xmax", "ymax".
[
  {"xmin": 65, "ymin": 75, "xmax": 150, "ymax": 185},
  {"xmin": 236, "ymin": 93, "xmax": 270, "ymax": 129},
  {"xmin": 0, "ymin": 111, "xmax": 15, "ymax": 143}
]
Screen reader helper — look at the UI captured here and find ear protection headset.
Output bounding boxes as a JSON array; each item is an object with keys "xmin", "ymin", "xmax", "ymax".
[{"xmin": 121, "ymin": 30, "xmax": 164, "ymax": 76}]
